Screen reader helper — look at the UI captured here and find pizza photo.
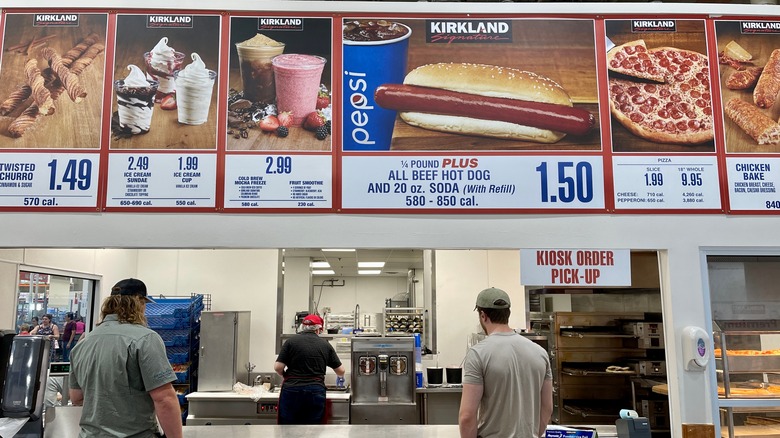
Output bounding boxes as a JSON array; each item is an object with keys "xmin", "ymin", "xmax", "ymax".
[{"xmin": 605, "ymin": 20, "xmax": 716, "ymax": 153}]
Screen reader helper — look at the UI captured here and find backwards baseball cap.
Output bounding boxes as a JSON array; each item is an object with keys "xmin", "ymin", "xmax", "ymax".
[
  {"xmin": 302, "ymin": 314, "xmax": 324, "ymax": 326},
  {"xmin": 111, "ymin": 278, "xmax": 156, "ymax": 303},
  {"xmin": 475, "ymin": 287, "xmax": 511, "ymax": 310}
]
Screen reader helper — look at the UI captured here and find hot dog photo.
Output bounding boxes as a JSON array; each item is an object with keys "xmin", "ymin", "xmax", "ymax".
[
  {"xmin": 605, "ymin": 19, "xmax": 716, "ymax": 154},
  {"xmin": 715, "ymin": 20, "xmax": 780, "ymax": 154},
  {"xmin": 342, "ymin": 18, "xmax": 601, "ymax": 152}
]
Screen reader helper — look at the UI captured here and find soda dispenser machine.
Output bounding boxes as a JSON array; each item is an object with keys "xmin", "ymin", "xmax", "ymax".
[{"xmin": 350, "ymin": 336, "xmax": 417, "ymax": 424}]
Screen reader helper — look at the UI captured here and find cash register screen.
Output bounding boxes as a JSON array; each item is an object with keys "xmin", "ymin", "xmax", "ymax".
[{"xmin": 49, "ymin": 362, "xmax": 70, "ymax": 375}]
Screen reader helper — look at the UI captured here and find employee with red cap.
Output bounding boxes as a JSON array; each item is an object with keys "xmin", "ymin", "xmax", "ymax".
[{"xmin": 274, "ymin": 314, "xmax": 346, "ymax": 424}]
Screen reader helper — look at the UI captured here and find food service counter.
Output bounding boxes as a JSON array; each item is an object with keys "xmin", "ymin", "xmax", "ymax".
[{"xmin": 186, "ymin": 390, "xmax": 350, "ymax": 425}]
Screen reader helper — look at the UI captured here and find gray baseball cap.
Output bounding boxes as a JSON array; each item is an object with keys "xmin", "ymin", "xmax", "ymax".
[{"xmin": 475, "ymin": 287, "xmax": 511, "ymax": 309}]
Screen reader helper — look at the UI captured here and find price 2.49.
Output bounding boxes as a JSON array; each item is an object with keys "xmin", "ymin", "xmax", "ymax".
[
  {"xmin": 536, "ymin": 161, "xmax": 593, "ymax": 203},
  {"xmin": 48, "ymin": 159, "xmax": 91, "ymax": 191}
]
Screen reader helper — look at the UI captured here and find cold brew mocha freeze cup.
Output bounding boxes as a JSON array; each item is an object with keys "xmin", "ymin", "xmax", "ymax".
[
  {"xmin": 115, "ymin": 64, "xmax": 159, "ymax": 135},
  {"xmin": 235, "ymin": 33, "xmax": 285, "ymax": 104},
  {"xmin": 343, "ymin": 20, "xmax": 411, "ymax": 151},
  {"xmin": 174, "ymin": 53, "xmax": 217, "ymax": 125}
]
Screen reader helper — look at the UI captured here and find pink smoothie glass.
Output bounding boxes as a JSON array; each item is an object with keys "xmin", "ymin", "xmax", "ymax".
[{"xmin": 271, "ymin": 54, "xmax": 326, "ymax": 125}]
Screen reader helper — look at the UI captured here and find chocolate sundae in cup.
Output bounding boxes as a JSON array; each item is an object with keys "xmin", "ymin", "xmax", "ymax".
[
  {"xmin": 144, "ymin": 37, "xmax": 185, "ymax": 103},
  {"xmin": 115, "ymin": 64, "xmax": 158, "ymax": 135},
  {"xmin": 342, "ymin": 20, "xmax": 411, "ymax": 151},
  {"xmin": 235, "ymin": 33, "xmax": 285, "ymax": 104},
  {"xmin": 174, "ymin": 53, "xmax": 217, "ymax": 125}
]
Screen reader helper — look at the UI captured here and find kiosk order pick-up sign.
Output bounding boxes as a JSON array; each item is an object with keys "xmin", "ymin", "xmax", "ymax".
[{"xmin": 520, "ymin": 249, "xmax": 631, "ymax": 287}]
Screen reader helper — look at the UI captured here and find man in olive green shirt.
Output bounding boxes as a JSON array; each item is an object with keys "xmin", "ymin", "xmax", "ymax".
[{"xmin": 69, "ymin": 278, "xmax": 182, "ymax": 438}]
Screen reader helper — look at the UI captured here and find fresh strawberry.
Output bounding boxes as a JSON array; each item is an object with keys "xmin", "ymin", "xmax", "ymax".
[
  {"xmin": 315, "ymin": 90, "xmax": 330, "ymax": 110},
  {"xmin": 303, "ymin": 111, "xmax": 327, "ymax": 131},
  {"xmin": 160, "ymin": 95, "xmax": 177, "ymax": 111},
  {"xmin": 277, "ymin": 111, "xmax": 294, "ymax": 128},
  {"xmin": 259, "ymin": 115, "xmax": 280, "ymax": 132}
]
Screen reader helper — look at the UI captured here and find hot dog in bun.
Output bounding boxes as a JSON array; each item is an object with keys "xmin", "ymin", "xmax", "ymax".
[{"xmin": 374, "ymin": 62, "xmax": 595, "ymax": 143}]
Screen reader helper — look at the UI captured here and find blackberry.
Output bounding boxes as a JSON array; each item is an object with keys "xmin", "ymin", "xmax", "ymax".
[
  {"xmin": 324, "ymin": 120, "xmax": 331, "ymax": 135},
  {"xmin": 276, "ymin": 126, "xmax": 289, "ymax": 138},
  {"xmin": 315, "ymin": 126, "xmax": 328, "ymax": 140}
]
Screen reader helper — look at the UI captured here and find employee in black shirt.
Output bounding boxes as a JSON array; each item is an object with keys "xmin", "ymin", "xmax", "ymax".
[{"xmin": 274, "ymin": 314, "xmax": 345, "ymax": 424}]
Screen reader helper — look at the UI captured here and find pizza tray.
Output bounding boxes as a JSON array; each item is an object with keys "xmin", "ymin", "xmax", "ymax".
[{"xmin": 718, "ymin": 356, "xmax": 780, "ymax": 373}]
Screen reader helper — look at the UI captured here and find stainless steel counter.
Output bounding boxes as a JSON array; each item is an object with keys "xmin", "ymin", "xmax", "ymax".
[{"xmin": 182, "ymin": 425, "xmax": 459, "ymax": 437}]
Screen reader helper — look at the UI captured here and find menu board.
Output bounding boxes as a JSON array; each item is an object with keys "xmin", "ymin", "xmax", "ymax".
[
  {"xmin": 1, "ymin": 8, "xmax": 780, "ymax": 215},
  {"xmin": 0, "ymin": 12, "xmax": 108, "ymax": 209},
  {"xmin": 222, "ymin": 15, "xmax": 333, "ymax": 211},
  {"xmin": 715, "ymin": 20, "xmax": 780, "ymax": 213},
  {"xmin": 605, "ymin": 19, "xmax": 722, "ymax": 211},
  {"xmin": 339, "ymin": 18, "xmax": 604, "ymax": 212}
]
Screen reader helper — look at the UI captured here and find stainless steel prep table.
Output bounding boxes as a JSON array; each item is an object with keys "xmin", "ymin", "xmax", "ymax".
[
  {"xmin": 181, "ymin": 425, "xmax": 618, "ymax": 437},
  {"xmin": 416, "ymin": 386, "xmax": 463, "ymax": 424}
]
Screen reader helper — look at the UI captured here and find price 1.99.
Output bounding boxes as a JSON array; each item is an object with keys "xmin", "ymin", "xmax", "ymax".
[
  {"xmin": 48, "ymin": 159, "xmax": 92, "ymax": 191},
  {"xmin": 536, "ymin": 161, "xmax": 593, "ymax": 203}
]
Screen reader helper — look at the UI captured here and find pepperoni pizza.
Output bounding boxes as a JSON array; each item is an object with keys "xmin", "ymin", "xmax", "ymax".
[{"xmin": 607, "ymin": 41, "xmax": 714, "ymax": 145}]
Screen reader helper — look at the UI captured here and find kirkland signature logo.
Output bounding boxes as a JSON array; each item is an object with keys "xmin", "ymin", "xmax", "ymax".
[
  {"xmin": 147, "ymin": 15, "xmax": 193, "ymax": 28},
  {"xmin": 34, "ymin": 14, "xmax": 79, "ymax": 27},
  {"xmin": 631, "ymin": 20, "xmax": 676, "ymax": 32},
  {"xmin": 741, "ymin": 21, "xmax": 780, "ymax": 34},
  {"xmin": 426, "ymin": 20, "xmax": 512, "ymax": 44},
  {"xmin": 259, "ymin": 18, "xmax": 304, "ymax": 31}
]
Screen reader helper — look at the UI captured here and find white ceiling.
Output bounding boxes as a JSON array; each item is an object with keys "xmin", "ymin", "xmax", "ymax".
[{"xmin": 283, "ymin": 248, "xmax": 424, "ymax": 277}]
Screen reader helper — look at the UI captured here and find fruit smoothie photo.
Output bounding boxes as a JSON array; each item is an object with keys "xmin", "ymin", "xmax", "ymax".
[{"xmin": 272, "ymin": 54, "xmax": 327, "ymax": 125}]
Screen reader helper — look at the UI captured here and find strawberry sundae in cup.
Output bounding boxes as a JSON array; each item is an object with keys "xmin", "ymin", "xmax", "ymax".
[{"xmin": 144, "ymin": 37, "xmax": 185, "ymax": 103}]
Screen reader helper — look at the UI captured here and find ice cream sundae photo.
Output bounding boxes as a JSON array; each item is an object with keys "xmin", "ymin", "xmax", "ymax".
[
  {"xmin": 114, "ymin": 64, "xmax": 158, "ymax": 135},
  {"xmin": 144, "ymin": 37, "xmax": 184, "ymax": 104}
]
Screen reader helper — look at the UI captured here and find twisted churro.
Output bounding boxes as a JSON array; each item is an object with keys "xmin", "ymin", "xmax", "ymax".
[
  {"xmin": 41, "ymin": 47, "xmax": 86, "ymax": 103},
  {"xmin": 69, "ymin": 43, "xmax": 105, "ymax": 76},
  {"xmin": 62, "ymin": 33, "xmax": 100, "ymax": 67},
  {"xmin": 24, "ymin": 59, "xmax": 54, "ymax": 115},
  {"xmin": 0, "ymin": 85, "xmax": 32, "ymax": 116},
  {"xmin": 8, "ymin": 104, "xmax": 40, "ymax": 138}
]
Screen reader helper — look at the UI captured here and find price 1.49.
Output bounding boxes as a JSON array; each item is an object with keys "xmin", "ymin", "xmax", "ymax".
[
  {"xmin": 48, "ymin": 159, "xmax": 92, "ymax": 191},
  {"xmin": 536, "ymin": 161, "xmax": 594, "ymax": 203}
]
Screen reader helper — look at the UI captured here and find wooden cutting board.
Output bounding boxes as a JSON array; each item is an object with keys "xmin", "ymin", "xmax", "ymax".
[{"xmin": 0, "ymin": 14, "xmax": 107, "ymax": 149}]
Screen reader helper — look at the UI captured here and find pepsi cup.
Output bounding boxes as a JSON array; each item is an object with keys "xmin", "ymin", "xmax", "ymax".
[{"xmin": 342, "ymin": 20, "xmax": 412, "ymax": 151}]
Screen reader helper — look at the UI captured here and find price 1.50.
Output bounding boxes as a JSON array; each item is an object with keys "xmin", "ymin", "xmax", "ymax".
[
  {"xmin": 48, "ymin": 159, "xmax": 92, "ymax": 191},
  {"xmin": 536, "ymin": 161, "xmax": 593, "ymax": 203}
]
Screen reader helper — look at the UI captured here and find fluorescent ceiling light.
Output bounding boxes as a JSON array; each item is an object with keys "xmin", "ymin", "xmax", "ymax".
[
  {"xmin": 322, "ymin": 249, "xmax": 355, "ymax": 252},
  {"xmin": 358, "ymin": 262, "xmax": 385, "ymax": 268},
  {"xmin": 358, "ymin": 270, "xmax": 382, "ymax": 275},
  {"xmin": 311, "ymin": 261, "xmax": 331, "ymax": 268},
  {"xmin": 312, "ymin": 270, "xmax": 336, "ymax": 275}
]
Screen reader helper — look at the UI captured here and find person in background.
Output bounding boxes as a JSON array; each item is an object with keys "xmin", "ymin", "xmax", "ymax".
[
  {"xmin": 274, "ymin": 314, "xmax": 345, "ymax": 424},
  {"xmin": 459, "ymin": 288, "xmax": 553, "ymax": 438},
  {"xmin": 69, "ymin": 278, "xmax": 182, "ymax": 438},
  {"xmin": 30, "ymin": 313, "xmax": 59, "ymax": 363},
  {"xmin": 74, "ymin": 315, "xmax": 85, "ymax": 341},
  {"xmin": 31, "ymin": 316, "xmax": 39, "ymax": 328},
  {"xmin": 61, "ymin": 312, "xmax": 76, "ymax": 362},
  {"xmin": 19, "ymin": 323, "xmax": 30, "ymax": 335}
]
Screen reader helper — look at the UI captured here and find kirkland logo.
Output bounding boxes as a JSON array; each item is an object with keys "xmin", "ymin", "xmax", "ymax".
[
  {"xmin": 147, "ymin": 15, "xmax": 193, "ymax": 28},
  {"xmin": 631, "ymin": 20, "xmax": 676, "ymax": 32},
  {"xmin": 259, "ymin": 18, "xmax": 304, "ymax": 31},
  {"xmin": 426, "ymin": 20, "xmax": 512, "ymax": 44},
  {"xmin": 34, "ymin": 14, "xmax": 79, "ymax": 27},
  {"xmin": 741, "ymin": 21, "xmax": 780, "ymax": 34}
]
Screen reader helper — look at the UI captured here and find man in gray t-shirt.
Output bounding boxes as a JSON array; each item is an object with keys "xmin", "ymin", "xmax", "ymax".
[
  {"xmin": 69, "ymin": 278, "xmax": 182, "ymax": 438},
  {"xmin": 459, "ymin": 287, "xmax": 553, "ymax": 438}
]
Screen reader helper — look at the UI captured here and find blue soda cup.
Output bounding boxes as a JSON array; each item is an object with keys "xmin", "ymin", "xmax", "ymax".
[{"xmin": 342, "ymin": 21, "xmax": 412, "ymax": 151}]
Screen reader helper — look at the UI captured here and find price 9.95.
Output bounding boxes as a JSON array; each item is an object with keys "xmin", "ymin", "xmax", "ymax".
[{"xmin": 48, "ymin": 159, "xmax": 91, "ymax": 191}]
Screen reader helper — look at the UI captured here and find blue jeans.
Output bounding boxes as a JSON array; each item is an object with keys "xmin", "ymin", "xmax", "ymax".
[{"xmin": 277, "ymin": 384, "xmax": 326, "ymax": 424}]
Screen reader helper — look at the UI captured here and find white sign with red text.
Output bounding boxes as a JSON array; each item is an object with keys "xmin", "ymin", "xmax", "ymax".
[{"xmin": 520, "ymin": 249, "xmax": 632, "ymax": 286}]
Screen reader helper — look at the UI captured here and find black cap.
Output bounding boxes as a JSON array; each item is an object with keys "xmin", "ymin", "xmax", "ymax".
[{"xmin": 111, "ymin": 278, "xmax": 155, "ymax": 303}]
